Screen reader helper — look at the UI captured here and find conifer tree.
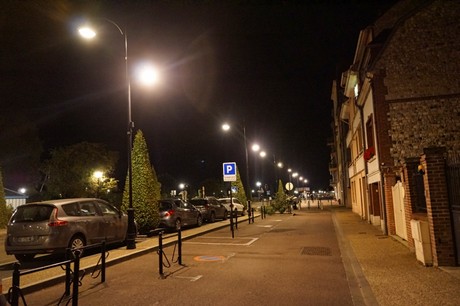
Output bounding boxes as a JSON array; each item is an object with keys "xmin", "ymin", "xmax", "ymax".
[
  {"xmin": 231, "ymin": 167, "xmax": 248, "ymax": 208},
  {"xmin": 273, "ymin": 179, "xmax": 288, "ymax": 213},
  {"xmin": 122, "ymin": 130, "xmax": 160, "ymax": 234}
]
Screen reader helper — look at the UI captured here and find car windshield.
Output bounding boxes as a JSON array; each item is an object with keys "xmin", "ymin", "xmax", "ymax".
[
  {"xmin": 11, "ymin": 205, "xmax": 54, "ymax": 223},
  {"xmin": 219, "ymin": 199, "xmax": 230, "ymax": 204}
]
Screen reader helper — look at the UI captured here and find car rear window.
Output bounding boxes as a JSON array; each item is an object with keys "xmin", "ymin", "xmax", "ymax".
[
  {"xmin": 11, "ymin": 205, "xmax": 54, "ymax": 223},
  {"xmin": 159, "ymin": 201, "xmax": 172, "ymax": 211}
]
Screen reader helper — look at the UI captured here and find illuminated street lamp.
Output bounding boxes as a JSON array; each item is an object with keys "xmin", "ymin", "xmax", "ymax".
[
  {"xmin": 221, "ymin": 123, "xmax": 251, "ymax": 200},
  {"xmin": 78, "ymin": 19, "xmax": 158, "ymax": 250}
]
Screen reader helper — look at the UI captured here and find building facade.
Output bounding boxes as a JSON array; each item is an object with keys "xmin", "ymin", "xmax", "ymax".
[{"xmin": 330, "ymin": 0, "xmax": 460, "ymax": 266}]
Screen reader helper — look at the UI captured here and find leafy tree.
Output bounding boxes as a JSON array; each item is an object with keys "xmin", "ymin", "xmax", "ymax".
[
  {"xmin": 41, "ymin": 142, "xmax": 118, "ymax": 199},
  {"xmin": 231, "ymin": 167, "xmax": 248, "ymax": 209},
  {"xmin": 122, "ymin": 130, "xmax": 160, "ymax": 234},
  {"xmin": 272, "ymin": 179, "xmax": 288, "ymax": 213},
  {"xmin": 0, "ymin": 168, "xmax": 9, "ymax": 228},
  {"xmin": 199, "ymin": 178, "xmax": 225, "ymax": 197}
]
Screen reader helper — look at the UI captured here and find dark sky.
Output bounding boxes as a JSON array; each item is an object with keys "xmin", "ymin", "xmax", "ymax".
[{"xmin": 1, "ymin": 1, "xmax": 397, "ymax": 192}]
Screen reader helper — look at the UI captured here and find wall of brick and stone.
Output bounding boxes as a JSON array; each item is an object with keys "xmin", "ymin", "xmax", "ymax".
[{"xmin": 372, "ymin": 0, "xmax": 460, "ymax": 166}]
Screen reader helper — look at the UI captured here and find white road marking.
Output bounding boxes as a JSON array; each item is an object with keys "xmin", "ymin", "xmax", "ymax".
[
  {"xmin": 185, "ymin": 237, "xmax": 258, "ymax": 246},
  {"xmin": 174, "ymin": 275, "xmax": 203, "ymax": 282}
]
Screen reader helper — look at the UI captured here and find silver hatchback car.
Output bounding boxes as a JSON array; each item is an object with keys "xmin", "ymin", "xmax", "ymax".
[{"xmin": 5, "ymin": 198, "xmax": 129, "ymax": 262}]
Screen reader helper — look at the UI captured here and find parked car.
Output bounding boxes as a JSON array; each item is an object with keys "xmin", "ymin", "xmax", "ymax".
[
  {"xmin": 158, "ymin": 198, "xmax": 203, "ymax": 231},
  {"xmin": 5, "ymin": 198, "xmax": 129, "ymax": 262},
  {"xmin": 218, "ymin": 198, "xmax": 245, "ymax": 216},
  {"xmin": 189, "ymin": 197, "xmax": 227, "ymax": 222}
]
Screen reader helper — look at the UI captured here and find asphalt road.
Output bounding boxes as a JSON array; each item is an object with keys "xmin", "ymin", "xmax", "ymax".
[{"xmin": 21, "ymin": 209, "xmax": 357, "ymax": 305}]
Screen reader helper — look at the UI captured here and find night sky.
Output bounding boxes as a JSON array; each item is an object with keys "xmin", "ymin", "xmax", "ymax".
[{"xmin": 1, "ymin": 1, "xmax": 397, "ymax": 193}]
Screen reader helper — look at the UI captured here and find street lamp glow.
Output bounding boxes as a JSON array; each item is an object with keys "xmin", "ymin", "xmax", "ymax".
[
  {"xmin": 293, "ymin": 172, "xmax": 298, "ymax": 178},
  {"xmin": 277, "ymin": 162, "xmax": 283, "ymax": 168},
  {"xmin": 222, "ymin": 123, "xmax": 230, "ymax": 131},
  {"xmin": 18, "ymin": 188, "xmax": 26, "ymax": 194},
  {"xmin": 259, "ymin": 151, "xmax": 266, "ymax": 158},
  {"xmin": 93, "ymin": 170, "xmax": 104, "ymax": 179},
  {"xmin": 252, "ymin": 144, "xmax": 260, "ymax": 152},
  {"xmin": 137, "ymin": 64, "xmax": 159, "ymax": 86},
  {"xmin": 78, "ymin": 26, "xmax": 96, "ymax": 39}
]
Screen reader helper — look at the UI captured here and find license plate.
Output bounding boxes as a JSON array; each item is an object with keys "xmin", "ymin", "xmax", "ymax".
[{"xmin": 17, "ymin": 236, "xmax": 34, "ymax": 243}]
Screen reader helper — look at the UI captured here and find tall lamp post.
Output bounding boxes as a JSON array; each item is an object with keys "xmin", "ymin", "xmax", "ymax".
[
  {"xmin": 79, "ymin": 19, "xmax": 137, "ymax": 249},
  {"xmin": 222, "ymin": 123, "xmax": 251, "ymax": 200}
]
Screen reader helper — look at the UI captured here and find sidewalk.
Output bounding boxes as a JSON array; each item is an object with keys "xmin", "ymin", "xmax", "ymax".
[{"xmin": 328, "ymin": 204, "xmax": 460, "ymax": 305}]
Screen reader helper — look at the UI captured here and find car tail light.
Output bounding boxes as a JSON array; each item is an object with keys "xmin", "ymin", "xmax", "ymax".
[
  {"xmin": 48, "ymin": 208, "xmax": 68, "ymax": 227},
  {"xmin": 164, "ymin": 209, "xmax": 175, "ymax": 217}
]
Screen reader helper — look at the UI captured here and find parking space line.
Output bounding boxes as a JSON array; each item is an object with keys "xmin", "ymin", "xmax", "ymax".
[{"xmin": 185, "ymin": 237, "xmax": 258, "ymax": 246}]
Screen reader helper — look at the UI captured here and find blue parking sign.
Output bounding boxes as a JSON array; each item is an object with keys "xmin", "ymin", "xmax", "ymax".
[{"xmin": 223, "ymin": 162, "xmax": 237, "ymax": 182}]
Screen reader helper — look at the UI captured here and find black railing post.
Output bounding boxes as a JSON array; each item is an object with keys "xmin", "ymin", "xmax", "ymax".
[
  {"xmin": 247, "ymin": 200, "xmax": 252, "ymax": 224},
  {"xmin": 159, "ymin": 231, "xmax": 164, "ymax": 278},
  {"xmin": 11, "ymin": 262, "xmax": 20, "ymax": 306},
  {"xmin": 252, "ymin": 208, "xmax": 255, "ymax": 223},
  {"xmin": 101, "ymin": 240, "xmax": 106, "ymax": 283},
  {"xmin": 72, "ymin": 250, "xmax": 81, "ymax": 306},
  {"xmin": 234, "ymin": 208, "xmax": 238, "ymax": 229},
  {"xmin": 65, "ymin": 249, "xmax": 72, "ymax": 296},
  {"xmin": 178, "ymin": 229, "xmax": 182, "ymax": 266}
]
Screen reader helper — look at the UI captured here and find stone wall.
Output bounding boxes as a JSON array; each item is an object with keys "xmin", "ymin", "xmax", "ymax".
[
  {"xmin": 388, "ymin": 98, "xmax": 460, "ymax": 164},
  {"xmin": 377, "ymin": 0, "xmax": 460, "ymax": 100},
  {"xmin": 373, "ymin": 1, "xmax": 460, "ymax": 165}
]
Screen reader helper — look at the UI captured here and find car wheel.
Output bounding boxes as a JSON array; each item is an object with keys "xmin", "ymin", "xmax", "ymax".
[
  {"xmin": 210, "ymin": 212, "xmax": 216, "ymax": 223},
  {"xmin": 175, "ymin": 219, "xmax": 182, "ymax": 231},
  {"xmin": 197, "ymin": 215, "xmax": 203, "ymax": 227},
  {"xmin": 14, "ymin": 254, "xmax": 35, "ymax": 263},
  {"xmin": 69, "ymin": 235, "xmax": 86, "ymax": 256},
  {"xmin": 241, "ymin": 209, "xmax": 245, "ymax": 216}
]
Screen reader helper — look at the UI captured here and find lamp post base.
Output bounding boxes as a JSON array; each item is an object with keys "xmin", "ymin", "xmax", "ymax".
[{"xmin": 126, "ymin": 208, "xmax": 136, "ymax": 249}]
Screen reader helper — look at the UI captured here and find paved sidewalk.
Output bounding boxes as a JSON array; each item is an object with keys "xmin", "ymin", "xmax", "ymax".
[{"xmin": 329, "ymin": 204, "xmax": 460, "ymax": 306}]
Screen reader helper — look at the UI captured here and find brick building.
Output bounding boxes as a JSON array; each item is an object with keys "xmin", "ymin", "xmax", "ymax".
[{"xmin": 330, "ymin": 0, "xmax": 460, "ymax": 266}]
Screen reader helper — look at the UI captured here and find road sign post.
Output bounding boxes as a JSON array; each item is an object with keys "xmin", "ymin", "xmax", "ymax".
[{"xmin": 223, "ymin": 162, "xmax": 237, "ymax": 238}]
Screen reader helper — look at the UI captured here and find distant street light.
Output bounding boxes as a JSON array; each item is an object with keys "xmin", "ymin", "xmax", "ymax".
[{"xmin": 78, "ymin": 18, "xmax": 158, "ymax": 250}]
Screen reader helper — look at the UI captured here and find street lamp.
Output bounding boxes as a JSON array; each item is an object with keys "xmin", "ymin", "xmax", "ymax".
[
  {"xmin": 221, "ymin": 123, "xmax": 251, "ymax": 200},
  {"xmin": 78, "ymin": 19, "xmax": 143, "ymax": 250}
]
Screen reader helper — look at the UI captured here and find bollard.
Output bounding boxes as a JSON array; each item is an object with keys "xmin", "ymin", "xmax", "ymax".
[
  {"xmin": 158, "ymin": 231, "xmax": 164, "ymax": 278},
  {"xmin": 178, "ymin": 229, "xmax": 182, "ymax": 266},
  {"xmin": 72, "ymin": 249, "xmax": 81, "ymax": 306},
  {"xmin": 251, "ymin": 208, "xmax": 255, "ymax": 223}
]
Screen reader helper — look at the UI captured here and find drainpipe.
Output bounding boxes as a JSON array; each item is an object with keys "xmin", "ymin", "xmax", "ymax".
[{"xmin": 354, "ymin": 96, "xmax": 371, "ymax": 223}]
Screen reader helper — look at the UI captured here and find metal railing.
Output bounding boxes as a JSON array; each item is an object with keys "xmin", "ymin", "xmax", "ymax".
[{"xmin": 8, "ymin": 241, "xmax": 108, "ymax": 306}]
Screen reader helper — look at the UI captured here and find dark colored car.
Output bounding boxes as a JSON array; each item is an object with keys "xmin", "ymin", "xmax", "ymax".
[
  {"xmin": 158, "ymin": 199, "xmax": 203, "ymax": 231},
  {"xmin": 5, "ymin": 198, "xmax": 129, "ymax": 262},
  {"xmin": 189, "ymin": 197, "xmax": 227, "ymax": 222}
]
